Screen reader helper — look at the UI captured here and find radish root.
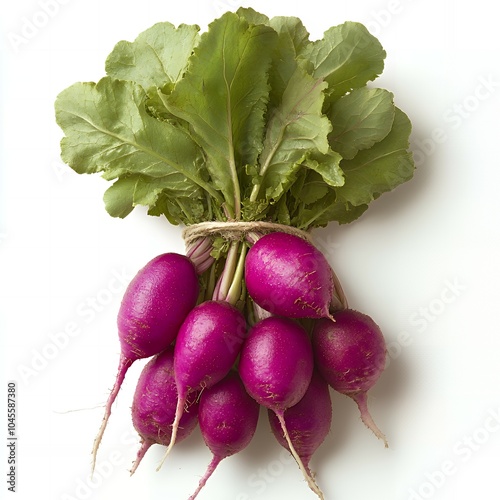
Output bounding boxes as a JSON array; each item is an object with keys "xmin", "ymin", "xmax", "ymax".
[
  {"xmin": 188, "ymin": 455, "xmax": 223, "ymax": 500},
  {"xmin": 156, "ymin": 394, "xmax": 185, "ymax": 471},
  {"xmin": 276, "ymin": 411, "xmax": 325, "ymax": 500},
  {"xmin": 91, "ymin": 354, "xmax": 131, "ymax": 474},
  {"xmin": 352, "ymin": 392, "xmax": 388, "ymax": 448},
  {"xmin": 129, "ymin": 439, "xmax": 153, "ymax": 476}
]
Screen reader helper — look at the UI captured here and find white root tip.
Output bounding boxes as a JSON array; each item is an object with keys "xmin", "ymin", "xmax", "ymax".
[
  {"xmin": 156, "ymin": 395, "xmax": 184, "ymax": 472},
  {"xmin": 352, "ymin": 392, "xmax": 389, "ymax": 448},
  {"xmin": 187, "ymin": 455, "xmax": 222, "ymax": 500},
  {"xmin": 276, "ymin": 412, "xmax": 325, "ymax": 500},
  {"xmin": 129, "ymin": 439, "xmax": 153, "ymax": 476},
  {"xmin": 90, "ymin": 355, "xmax": 131, "ymax": 475},
  {"xmin": 156, "ymin": 427, "xmax": 177, "ymax": 472},
  {"xmin": 90, "ymin": 414, "xmax": 109, "ymax": 476}
]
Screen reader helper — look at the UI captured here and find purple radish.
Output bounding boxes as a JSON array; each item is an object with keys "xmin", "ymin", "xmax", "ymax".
[
  {"xmin": 245, "ymin": 232, "xmax": 334, "ymax": 319},
  {"xmin": 238, "ymin": 316, "xmax": 323, "ymax": 499},
  {"xmin": 130, "ymin": 347, "xmax": 199, "ymax": 475},
  {"xmin": 158, "ymin": 300, "xmax": 247, "ymax": 468},
  {"xmin": 188, "ymin": 371, "xmax": 260, "ymax": 499},
  {"xmin": 312, "ymin": 309, "xmax": 388, "ymax": 447},
  {"xmin": 91, "ymin": 253, "xmax": 199, "ymax": 470},
  {"xmin": 268, "ymin": 370, "xmax": 332, "ymax": 478}
]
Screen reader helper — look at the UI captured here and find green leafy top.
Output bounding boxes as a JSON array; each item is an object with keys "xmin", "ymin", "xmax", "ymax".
[{"xmin": 55, "ymin": 8, "xmax": 414, "ymax": 229}]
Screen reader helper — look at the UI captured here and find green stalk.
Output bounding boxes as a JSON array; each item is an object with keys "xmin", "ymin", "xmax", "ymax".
[
  {"xmin": 216, "ymin": 241, "xmax": 240, "ymax": 300},
  {"xmin": 205, "ymin": 262, "xmax": 217, "ymax": 302},
  {"xmin": 224, "ymin": 61, "xmax": 241, "ymax": 219},
  {"xmin": 249, "ymin": 126, "xmax": 287, "ymax": 203},
  {"xmin": 226, "ymin": 243, "xmax": 247, "ymax": 306}
]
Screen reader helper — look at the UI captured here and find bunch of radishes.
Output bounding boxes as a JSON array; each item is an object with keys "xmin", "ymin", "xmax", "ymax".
[
  {"xmin": 53, "ymin": 6, "xmax": 417, "ymax": 497},
  {"xmin": 92, "ymin": 231, "xmax": 388, "ymax": 499}
]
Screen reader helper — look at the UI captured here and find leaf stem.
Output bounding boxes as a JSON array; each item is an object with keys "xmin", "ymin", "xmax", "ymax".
[
  {"xmin": 249, "ymin": 122, "xmax": 287, "ymax": 202},
  {"xmin": 222, "ymin": 41, "xmax": 241, "ymax": 219},
  {"xmin": 205, "ymin": 262, "xmax": 217, "ymax": 301},
  {"xmin": 213, "ymin": 241, "xmax": 239, "ymax": 301},
  {"xmin": 297, "ymin": 202, "xmax": 332, "ymax": 230},
  {"xmin": 226, "ymin": 243, "xmax": 247, "ymax": 306},
  {"xmin": 186, "ymin": 237, "xmax": 215, "ymax": 274}
]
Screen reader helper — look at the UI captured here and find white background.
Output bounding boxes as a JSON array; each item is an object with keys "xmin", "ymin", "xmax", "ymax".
[{"xmin": 1, "ymin": 1, "xmax": 500, "ymax": 499}]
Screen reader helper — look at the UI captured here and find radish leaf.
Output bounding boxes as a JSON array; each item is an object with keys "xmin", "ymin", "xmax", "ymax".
[
  {"xmin": 55, "ymin": 77, "xmax": 222, "ymax": 222},
  {"xmin": 166, "ymin": 12, "xmax": 278, "ymax": 219},
  {"xmin": 105, "ymin": 22, "xmax": 200, "ymax": 90},
  {"xmin": 335, "ymin": 107, "xmax": 414, "ymax": 207},
  {"xmin": 55, "ymin": 10, "xmax": 415, "ymax": 228},
  {"xmin": 251, "ymin": 65, "xmax": 330, "ymax": 204},
  {"xmin": 303, "ymin": 22, "xmax": 386, "ymax": 104},
  {"xmin": 329, "ymin": 87, "xmax": 395, "ymax": 160}
]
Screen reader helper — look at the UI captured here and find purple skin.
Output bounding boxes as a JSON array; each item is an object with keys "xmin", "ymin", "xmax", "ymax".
[
  {"xmin": 238, "ymin": 316, "xmax": 324, "ymax": 499},
  {"xmin": 158, "ymin": 300, "xmax": 247, "ymax": 468},
  {"xmin": 118, "ymin": 253, "xmax": 199, "ymax": 360},
  {"xmin": 245, "ymin": 232, "xmax": 334, "ymax": 319},
  {"xmin": 188, "ymin": 371, "xmax": 260, "ymax": 500},
  {"xmin": 312, "ymin": 309, "xmax": 388, "ymax": 447},
  {"xmin": 91, "ymin": 253, "xmax": 199, "ymax": 471},
  {"xmin": 130, "ymin": 347, "xmax": 199, "ymax": 475},
  {"xmin": 268, "ymin": 370, "xmax": 332, "ymax": 477}
]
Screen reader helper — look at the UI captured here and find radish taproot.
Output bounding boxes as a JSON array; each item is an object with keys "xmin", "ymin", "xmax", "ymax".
[
  {"xmin": 188, "ymin": 370, "xmax": 260, "ymax": 499},
  {"xmin": 245, "ymin": 232, "xmax": 335, "ymax": 319},
  {"xmin": 158, "ymin": 300, "xmax": 247, "ymax": 469},
  {"xmin": 92, "ymin": 253, "xmax": 199, "ymax": 471},
  {"xmin": 312, "ymin": 309, "xmax": 388, "ymax": 447},
  {"xmin": 268, "ymin": 369, "xmax": 332, "ymax": 479},
  {"xmin": 130, "ymin": 347, "xmax": 199, "ymax": 475},
  {"xmin": 238, "ymin": 316, "xmax": 324, "ymax": 499}
]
